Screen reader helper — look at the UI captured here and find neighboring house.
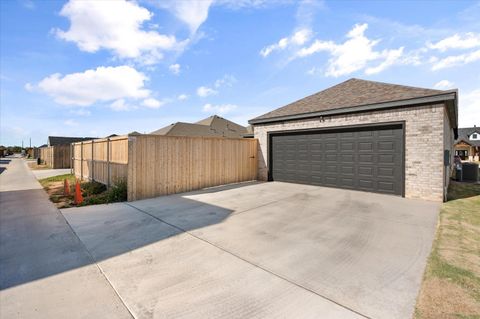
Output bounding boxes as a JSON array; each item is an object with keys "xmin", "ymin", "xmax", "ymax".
[
  {"xmin": 243, "ymin": 125, "xmax": 254, "ymax": 138},
  {"xmin": 454, "ymin": 125, "xmax": 480, "ymax": 160},
  {"xmin": 47, "ymin": 136, "xmax": 96, "ymax": 146},
  {"xmin": 249, "ymin": 78, "xmax": 458, "ymax": 202},
  {"xmin": 40, "ymin": 136, "xmax": 97, "ymax": 168},
  {"xmin": 151, "ymin": 115, "xmax": 248, "ymax": 138}
]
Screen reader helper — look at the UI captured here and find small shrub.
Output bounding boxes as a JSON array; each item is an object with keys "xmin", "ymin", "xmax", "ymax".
[
  {"xmin": 81, "ymin": 194, "xmax": 108, "ymax": 206},
  {"xmin": 81, "ymin": 181, "xmax": 107, "ymax": 197},
  {"xmin": 105, "ymin": 179, "xmax": 127, "ymax": 202}
]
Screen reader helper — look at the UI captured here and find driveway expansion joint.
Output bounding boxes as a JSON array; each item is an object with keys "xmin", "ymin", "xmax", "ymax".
[
  {"xmin": 124, "ymin": 202, "xmax": 371, "ymax": 319},
  {"xmin": 62, "ymin": 213, "xmax": 136, "ymax": 319}
]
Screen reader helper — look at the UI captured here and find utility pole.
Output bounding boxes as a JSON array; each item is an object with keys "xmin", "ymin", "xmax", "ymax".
[{"xmin": 29, "ymin": 138, "xmax": 31, "ymax": 148}]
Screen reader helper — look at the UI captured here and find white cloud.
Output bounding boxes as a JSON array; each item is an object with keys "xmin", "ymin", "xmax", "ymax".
[
  {"xmin": 260, "ymin": 28, "xmax": 312, "ymax": 57},
  {"xmin": 24, "ymin": 83, "xmax": 34, "ymax": 92},
  {"xmin": 169, "ymin": 63, "xmax": 181, "ymax": 75},
  {"xmin": 56, "ymin": 0, "xmax": 182, "ymax": 64},
  {"xmin": 110, "ymin": 99, "xmax": 133, "ymax": 111},
  {"xmin": 142, "ymin": 98, "xmax": 164, "ymax": 109},
  {"xmin": 431, "ymin": 49, "xmax": 480, "ymax": 70},
  {"xmin": 427, "ymin": 33, "xmax": 480, "ymax": 52},
  {"xmin": 203, "ymin": 103, "xmax": 237, "ymax": 114},
  {"xmin": 296, "ymin": 23, "xmax": 404, "ymax": 77},
  {"xmin": 196, "ymin": 86, "xmax": 218, "ymax": 97},
  {"xmin": 153, "ymin": 0, "xmax": 213, "ymax": 34},
  {"xmin": 177, "ymin": 94, "xmax": 188, "ymax": 101},
  {"xmin": 459, "ymin": 89, "xmax": 480, "ymax": 127},
  {"xmin": 214, "ymin": 74, "xmax": 237, "ymax": 88},
  {"xmin": 365, "ymin": 47, "xmax": 404, "ymax": 75},
  {"xmin": 434, "ymin": 80, "xmax": 455, "ymax": 89},
  {"xmin": 35, "ymin": 66, "xmax": 150, "ymax": 106},
  {"xmin": 306, "ymin": 66, "xmax": 321, "ymax": 75},
  {"xmin": 197, "ymin": 74, "xmax": 236, "ymax": 97},
  {"xmin": 70, "ymin": 109, "xmax": 91, "ymax": 116}
]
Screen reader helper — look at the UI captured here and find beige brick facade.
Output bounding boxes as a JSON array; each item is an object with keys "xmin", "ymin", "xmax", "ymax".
[{"xmin": 253, "ymin": 103, "xmax": 451, "ymax": 202}]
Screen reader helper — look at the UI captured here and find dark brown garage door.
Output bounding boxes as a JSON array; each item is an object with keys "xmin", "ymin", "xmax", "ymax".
[{"xmin": 270, "ymin": 124, "xmax": 404, "ymax": 195}]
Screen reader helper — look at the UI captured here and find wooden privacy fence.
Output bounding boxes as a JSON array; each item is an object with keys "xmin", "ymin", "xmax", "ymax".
[
  {"xmin": 72, "ymin": 136, "xmax": 128, "ymax": 187},
  {"xmin": 40, "ymin": 145, "xmax": 71, "ymax": 168},
  {"xmin": 72, "ymin": 134, "xmax": 258, "ymax": 201}
]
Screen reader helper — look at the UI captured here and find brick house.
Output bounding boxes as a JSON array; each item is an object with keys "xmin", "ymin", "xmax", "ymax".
[
  {"xmin": 454, "ymin": 126, "xmax": 480, "ymax": 161},
  {"xmin": 249, "ymin": 78, "xmax": 458, "ymax": 202}
]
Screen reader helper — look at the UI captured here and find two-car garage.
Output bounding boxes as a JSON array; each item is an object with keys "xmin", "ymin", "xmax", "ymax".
[
  {"xmin": 270, "ymin": 124, "xmax": 404, "ymax": 196},
  {"xmin": 250, "ymin": 78, "xmax": 458, "ymax": 201}
]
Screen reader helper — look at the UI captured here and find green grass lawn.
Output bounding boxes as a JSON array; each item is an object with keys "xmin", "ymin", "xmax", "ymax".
[
  {"xmin": 415, "ymin": 181, "xmax": 480, "ymax": 319},
  {"xmin": 38, "ymin": 173, "xmax": 76, "ymax": 187}
]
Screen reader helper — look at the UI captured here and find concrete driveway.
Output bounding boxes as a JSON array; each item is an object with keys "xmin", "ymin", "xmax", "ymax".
[{"xmin": 63, "ymin": 182, "xmax": 439, "ymax": 319}]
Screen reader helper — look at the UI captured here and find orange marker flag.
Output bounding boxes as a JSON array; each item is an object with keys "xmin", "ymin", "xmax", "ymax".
[
  {"xmin": 64, "ymin": 179, "xmax": 70, "ymax": 196},
  {"xmin": 74, "ymin": 180, "xmax": 83, "ymax": 205}
]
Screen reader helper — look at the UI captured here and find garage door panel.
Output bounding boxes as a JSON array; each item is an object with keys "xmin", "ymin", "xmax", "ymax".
[
  {"xmin": 358, "ymin": 154, "xmax": 374, "ymax": 163},
  {"xmin": 378, "ymin": 181, "xmax": 395, "ymax": 192},
  {"xmin": 339, "ymin": 154, "xmax": 354, "ymax": 162},
  {"xmin": 377, "ymin": 167, "xmax": 395, "ymax": 178},
  {"xmin": 324, "ymin": 176, "xmax": 338, "ymax": 186},
  {"xmin": 339, "ymin": 165, "xmax": 354, "ymax": 175},
  {"xmin": 271, "ymin": 125, "xmax": 403, "ymax": 196},
  {"xmin": 378, "ymin": 154, "xmax": 395, "ymax": 164},
  {"xmin": 378, "ymin": 141, "xmax": 395, "ymax": 151},
  {"xmin": 358, "ymin": 142, "xmax": 373, "ymax": 151}
]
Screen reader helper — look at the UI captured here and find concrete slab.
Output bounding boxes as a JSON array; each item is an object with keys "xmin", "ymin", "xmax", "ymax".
[
  {"xmin": 31, "ymin": 168, "xmax": 71, "ymax": 180},
  {"xmin": 63, "ymin": 202, "xmax": 363, "ymax": 319},
  {"xmin": 0, "ymin": 158, "xmax": 132, "ymax": 319},
  {"xmin": 127, "ymin": 182, "xmax": 439, "ymax": 319}
]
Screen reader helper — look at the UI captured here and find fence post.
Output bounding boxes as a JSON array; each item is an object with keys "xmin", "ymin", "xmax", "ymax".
[
  {"xmin": 80, "ymin": 142, "xmax": 83, "ymax": 180},
  {"xmin": 107, "ymin": 138, "xmax": 110, "ymax": 188},
  {"xmin": 91, "ymin": 140, "xmax": 94, "ymax": 182},
  {"xmin": 70, "ymin": 143, "xmax": 73, "ymax": 174}
]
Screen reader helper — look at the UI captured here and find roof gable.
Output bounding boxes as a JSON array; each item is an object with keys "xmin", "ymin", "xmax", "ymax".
[
  {"xmin": 48, "ymin": 136, "xmax": 97, "ymax": 146},
  {"xmin": 251, "ymin": 78, "xmax": 451, "ymax": 122},
  {"xmin": 455, "ymin": 126, "xmax": 480, "ymax": 146},
  {"xmin": 150, "ymin": 115, "xmax": 247, "ymax": 138}
]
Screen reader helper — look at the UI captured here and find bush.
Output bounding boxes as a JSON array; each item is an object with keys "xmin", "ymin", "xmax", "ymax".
[
  {"xmin": 105, "ymin": 179, "xmax": 127, "ymax": 202},
  {"xmin": 81, "ymin": 181, "xmax": 106, "ymax": 197}
]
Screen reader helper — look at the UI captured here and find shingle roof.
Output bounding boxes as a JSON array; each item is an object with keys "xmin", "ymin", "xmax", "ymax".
[
  {"xmin": 455, "ymin": 126, "xmax": 480, "ymax": 147},
  {"xmin": 150, "ymin": 115, "xmax": 247, "ymax": 138},
  {"xmin": 47, "ymin": 136, "xmax": 97, "ymax": 146},
  {"xmin": 251, "ymin": 78, "xmax": 451, "ymax": 122}
]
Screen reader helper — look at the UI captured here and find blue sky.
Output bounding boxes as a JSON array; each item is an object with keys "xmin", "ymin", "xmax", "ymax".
[{"xmin": 1, "ymin": 0, "xmax": 479, "ymax": 147}]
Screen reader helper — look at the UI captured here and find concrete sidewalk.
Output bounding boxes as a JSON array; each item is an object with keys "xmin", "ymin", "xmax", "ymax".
[{"xmin": 0, "ymin": 158, "xmax": 132, "ymax": 319}]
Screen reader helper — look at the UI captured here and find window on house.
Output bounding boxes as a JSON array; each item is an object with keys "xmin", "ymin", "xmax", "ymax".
[{"xmin": 473, "ymin": 133, "xmax": 478, "ymax": 139}]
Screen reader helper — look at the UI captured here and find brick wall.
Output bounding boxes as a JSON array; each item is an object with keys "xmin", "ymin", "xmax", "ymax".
[
  {"xmin": 253, "ymin": 103, "xmax": 448, "ymax": 201},
  {"xmin": 443, "ymin": 107, "xmax": 454, "ymax": 196}
]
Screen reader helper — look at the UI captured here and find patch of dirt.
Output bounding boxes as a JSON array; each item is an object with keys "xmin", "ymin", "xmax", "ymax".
[
  {"xmin": 44, "ymin": 181, "xmax": 73, "ymax": 208},
  {"xmin": 416, "ymin": 277, "xmax": 480, "ymax": 319},
  {"xmin": 440, "ymin": 247, "xmax": 480, "ymax": 276}
]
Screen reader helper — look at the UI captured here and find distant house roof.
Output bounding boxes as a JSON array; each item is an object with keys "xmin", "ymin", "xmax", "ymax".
[
  {"xmin": 47, "ymin": 136, "xmax": 97, "ymax": 146},
  {"xmin": 150, "ymin": 115, "xmax": 248, "ymax": 138},
  {"xmin": 454, "ymin": 126, "xmax": 480, "ymax": 147},
  {"xmin": 249, "ymin": 78, "xmax": 457, "ymax": 125}
]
